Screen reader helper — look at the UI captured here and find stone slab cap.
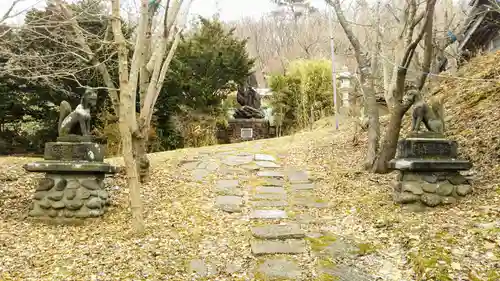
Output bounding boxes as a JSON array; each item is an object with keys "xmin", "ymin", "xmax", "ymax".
[
  {"xmin": 44, "ymin": 142, "xmax": 105, "ymax": 162},
  {"xmin": 396, "ymin": 137, "xmax": 458, "ymax": 159},
  {"xmin": 389, "ymin": 158, "xmax": 472, "ymax": 172},
  {"xmin": 24, "ymin": 161, "xmax": 118, "ymax": 174}
]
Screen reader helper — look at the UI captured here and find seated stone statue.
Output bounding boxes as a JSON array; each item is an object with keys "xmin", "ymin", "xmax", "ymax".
[
  {"xmin": 411, "ymin": 93, "xmax": 445, "ymax": 135},
  {"xmin": 58, "ymin": 88, "xmax": 98, "ymax": 136},
  {"xmin": 233, "ymin": 85, "xmax": 265, "ymax": 119}
]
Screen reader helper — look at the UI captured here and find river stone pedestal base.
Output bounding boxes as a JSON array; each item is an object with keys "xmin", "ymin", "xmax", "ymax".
[
  {"xmin": 24, "ymin": 135, "xmax": 117, "ymax": 222},
  {"xmin": 225, "ymin": 118, "xmax": 272, "ymax": 143},
  {"xmin": 389, "ymin": 136, "xmax": 473, "ymax": 208}
]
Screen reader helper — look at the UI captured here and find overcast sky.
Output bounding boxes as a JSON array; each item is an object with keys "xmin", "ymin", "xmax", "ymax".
[{"xmin": 1, "ymin": 0, "xmax": 329, "ymax": 24}]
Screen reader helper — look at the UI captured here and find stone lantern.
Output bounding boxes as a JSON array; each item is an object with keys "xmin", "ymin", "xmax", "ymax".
[{"xmin": 338, "ymin": 65, "xmax": 353, "ymax": 110}]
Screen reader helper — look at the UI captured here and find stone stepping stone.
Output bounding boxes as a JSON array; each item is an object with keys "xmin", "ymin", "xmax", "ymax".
[
  {"xmin": 188, "ymin": 259, "xmax": 217, "ymax": 277},
  {"xmin": 205, "ymin": 162, "xmax": 220, "ymax": 171},
  {"xmin": 251, "ymin": 224, "xmax": 305, "ymax": 239},
  {"xmin": 291, "ymin": 183, "xmax": 314, "ymax": 191},
  {"xmin": 215, "ymin": 186, "xmax": 243, "ymax": 196},
  {"xmin": 262, "ymin": 178, "xmax": 285, "ymax": 186},
  {"xmin": 191, "ymin": 169, "xmax": 210, "ymax": 181},
  {"xmin": 255, "ymin": 259, "xmax": 302, "ymax": 280},
  {"xmin": 292, "ymin": 190, "xmax": 315, "ymax": 198},
  {"xmin": 250, "ymin": 209, "xmax": 287, "ymax": 219},
  {"xmin": 293, "ymin": 198, "xmax": 329, "ymax": 208},
  {"xmin": 255, "ymin": 186, "xmax": 286, "ymax": 194},
  {"xmin": 287, "ymin": 170, "xmax": 310, "ymax": 183},
  {"xmin": 222, "ymin": 155, "xmax": 254, "ymax": 166},
  {"xmin": 314, "ymin": 238, "xmax": 358, "ymax": 258},
  {"xmin": 216, "ymin": 179, "xmax": 239, "ymax": 188},
  {"xmin": 215, "ymin": 196, "xmax": 243, "ymax": 213},
  {"xmin": 255, "ymin": 161, "xmax": 281, "ymax": 168},
  {"xmin": 296, "ymin": 213, "xmax": 314, "ymax": 224},
  {"xmin": 249, "ymin": 200, "xmax": 288, "ymax": 208},
  {"xmin": 318, "ymin": 264, "xmax": 373, "ymax": 281},
  {"xmin": 180, "ymin": 160, "xmax": 199, "ymax": 170},
  {"xmin": 257, "ymin": 170, "xmax": 285, "ymax": 179},
  {"xmin": 241, "ymin": 163, "xmax": 261, "ymax": 171},
  {"xmin": 251, "ymin": 239, "xmax": 306, "ymax": 255},
  {"xmin": 254, "ymin": 154, "xmax": 276, "ymax": 162},
  {"xmin": 251, "ymin": 193, "xmax": 287, "ymax": 201}
]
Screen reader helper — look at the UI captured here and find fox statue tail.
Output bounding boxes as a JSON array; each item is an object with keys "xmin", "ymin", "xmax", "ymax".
[{"xmin": 58, "ymin": 101, "xmax": 72, "ymax": 134}]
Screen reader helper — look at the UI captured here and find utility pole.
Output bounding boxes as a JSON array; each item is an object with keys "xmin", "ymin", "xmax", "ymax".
[{"xmin": 328, "ymin": 5, "xmax": 339, "ymax": 130}]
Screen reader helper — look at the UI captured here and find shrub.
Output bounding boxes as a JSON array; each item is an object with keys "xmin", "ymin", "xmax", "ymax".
[{"xmin": 268, "ymin": 59, "xmax": 335, "ymax": 134}]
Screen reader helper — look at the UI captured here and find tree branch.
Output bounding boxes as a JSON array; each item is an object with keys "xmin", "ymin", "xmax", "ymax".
[
  {"xmin": 401, "ymin": 0, "xmax": 437, "ymax": 69},
  {"xmin": 54, "ymin": 0, "xmax": 120, "ymax": 114},
  {"xmin": 326, "ymin": 0, "xmax": 365, "ymax": 74}
]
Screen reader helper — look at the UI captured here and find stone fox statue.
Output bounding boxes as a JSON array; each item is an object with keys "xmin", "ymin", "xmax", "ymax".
[
  {"xmin": 411, "ymin": 94, "xmax": 445, "ymax": 134},
  {"xmin": 58, "ymin": 89, "xmax": 98, "ymax": 136}
]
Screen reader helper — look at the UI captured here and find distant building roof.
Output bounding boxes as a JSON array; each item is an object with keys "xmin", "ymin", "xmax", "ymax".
[{"xmin": 458, "ymin": 0, "xmax": 500, "ymax": 54}]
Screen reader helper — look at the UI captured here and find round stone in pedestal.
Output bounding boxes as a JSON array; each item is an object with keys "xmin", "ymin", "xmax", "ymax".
[{"xmin": 25, "ymin": 160, "xmax": 115, "ymax": 223}]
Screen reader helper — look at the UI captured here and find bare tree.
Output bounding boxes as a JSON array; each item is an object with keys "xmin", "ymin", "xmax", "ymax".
[
  {"xmin": 327, "ymin": 0, "xmax": 380, "ymax": 169},
  {"xmin": 372, "ymin": 0, "xmax": 437, "ymax": 173},
  {"xmin": 1, "ymin": 0, "xmax": 33, "ymax": 24},
  {"xmin": 50, "ymin": 0, "xmax": 193, "ymax": 232}
]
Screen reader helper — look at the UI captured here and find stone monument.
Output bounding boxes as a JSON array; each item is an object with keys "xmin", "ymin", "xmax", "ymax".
[
  {"xmin": 23, "ymin": 88, "xmax": 118, "ymax": 221},
  {"xmin": 389, "ymin": 94, "xmax": 473, "ymax": 208},
  {"xmin": 227, "ymin": 74, "xmax": 272, "ymax": 143}
]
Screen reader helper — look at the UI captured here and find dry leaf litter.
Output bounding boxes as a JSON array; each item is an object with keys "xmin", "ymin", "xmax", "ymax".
[{"xmin": 0, "ymin": 52, "xmax": 499, "ymax": 280}]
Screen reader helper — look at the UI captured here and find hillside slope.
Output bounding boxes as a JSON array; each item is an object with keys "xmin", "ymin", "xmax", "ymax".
[
  {"xmin": 0, "ymin": 53, "xmax": 499, "ymax": 281},
  {"xmin": 435, "ymin": 51, "xmax": 500, "ymax": 182}
]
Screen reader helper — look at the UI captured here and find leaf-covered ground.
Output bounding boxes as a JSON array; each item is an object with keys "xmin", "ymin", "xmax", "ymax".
[{"xmin": 0, "ymin": 52, "xmax": 499, "ymax": 280}]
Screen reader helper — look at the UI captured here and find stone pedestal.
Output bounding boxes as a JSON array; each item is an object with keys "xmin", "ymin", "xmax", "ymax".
[
  {"xmin": 389, "ymin": 135, "xmax": 473, "ymax": 208},
  {"xmin": 226, "ymin": 118, "xmax": 272, "ymax": 143},
  {"xmin": 24, "ymin": 136, "xmax": 117, "ymax": 222}
]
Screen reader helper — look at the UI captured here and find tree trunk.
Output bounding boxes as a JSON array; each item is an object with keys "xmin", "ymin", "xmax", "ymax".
[
  {"xmin": 329, "ymin": 0, "xmax": 381, "ymax": 170},
  {"xmin": 363, "ymin": 0, "xmax": 381, "ymax": 169},
  {"xmin": 372, "ymin": 106, "xmax": 405, "ymax": 173},
  {"xmin": 132, "ymin": 125, "xmax": 150, "ymax": 184},
  {"xmin": 111, "ymin": 0, "xmax": 147, "ymax": 233},
  {"xmin": 119, "ymin": 109, "xmax": 145, "ymax": 233}
]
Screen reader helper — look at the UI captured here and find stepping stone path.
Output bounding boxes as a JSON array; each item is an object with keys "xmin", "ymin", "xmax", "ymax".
[
  {"xmin": 182, "ymin": 150, "xmax": 378, "ymax": 280},
  {"xmin": 249, "ymin": 209, "xmax": 288, "ymax": 219},
  {"xmin": 262, "ymin": 178, "xmax": 285, "ymax": 186},
  {"xmin": 251, "ymin": 224, "xmax": 305, "ymax": 239},
  {"xmin": 247, "ymin": 161, "xmax": 319, "ymax": 280},
  {"xmin": 256, "ymin": 259, "xmax": 302, "ymax": 280},
  {"xmin": 250, "ymin": 239, "xmax": 306, "ymax": 255},
  {"xmin": 215, "ymin": 196, "xmax": 243, "ymax": 213},
  {"xmin": 254, "ymin": 154, "xmax": 276, "ymax": 162},
  {"xmin": 255, "ymin": 186, "xmax": 286, "ymax": 194},
  {"xmin": 249, "ymin": 200, "xmax": 288, "ymax": 208},
  {"xmin": 255, "ymin": 161, "xmax": 281, "ymax": 168},
  {"xmin": 214, "ymin": 179, "xmax": 243, "ymax": 196},
  {"xmin": 257, "ymin": 170, "xmax": 285, "ymax": 178}
]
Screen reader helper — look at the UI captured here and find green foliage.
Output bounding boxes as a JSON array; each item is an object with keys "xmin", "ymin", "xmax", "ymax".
[
  {"xmin": 0, "ymin": 0, "xmax": 130, "ymax": 154},
  {"xmin": 268, "ymin": 59, "xmax": 334, "ymax": 134},
  {"xmin": 171, "ymin": 105, "xmax": 226, "ymax": 148},
  {"xmin": 0, "ymin": 12, "xmax": 253, "ymax": 153},
  {"xmin": 155, "ymin": 17, "xmax": 254, "ymax": 148}
]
